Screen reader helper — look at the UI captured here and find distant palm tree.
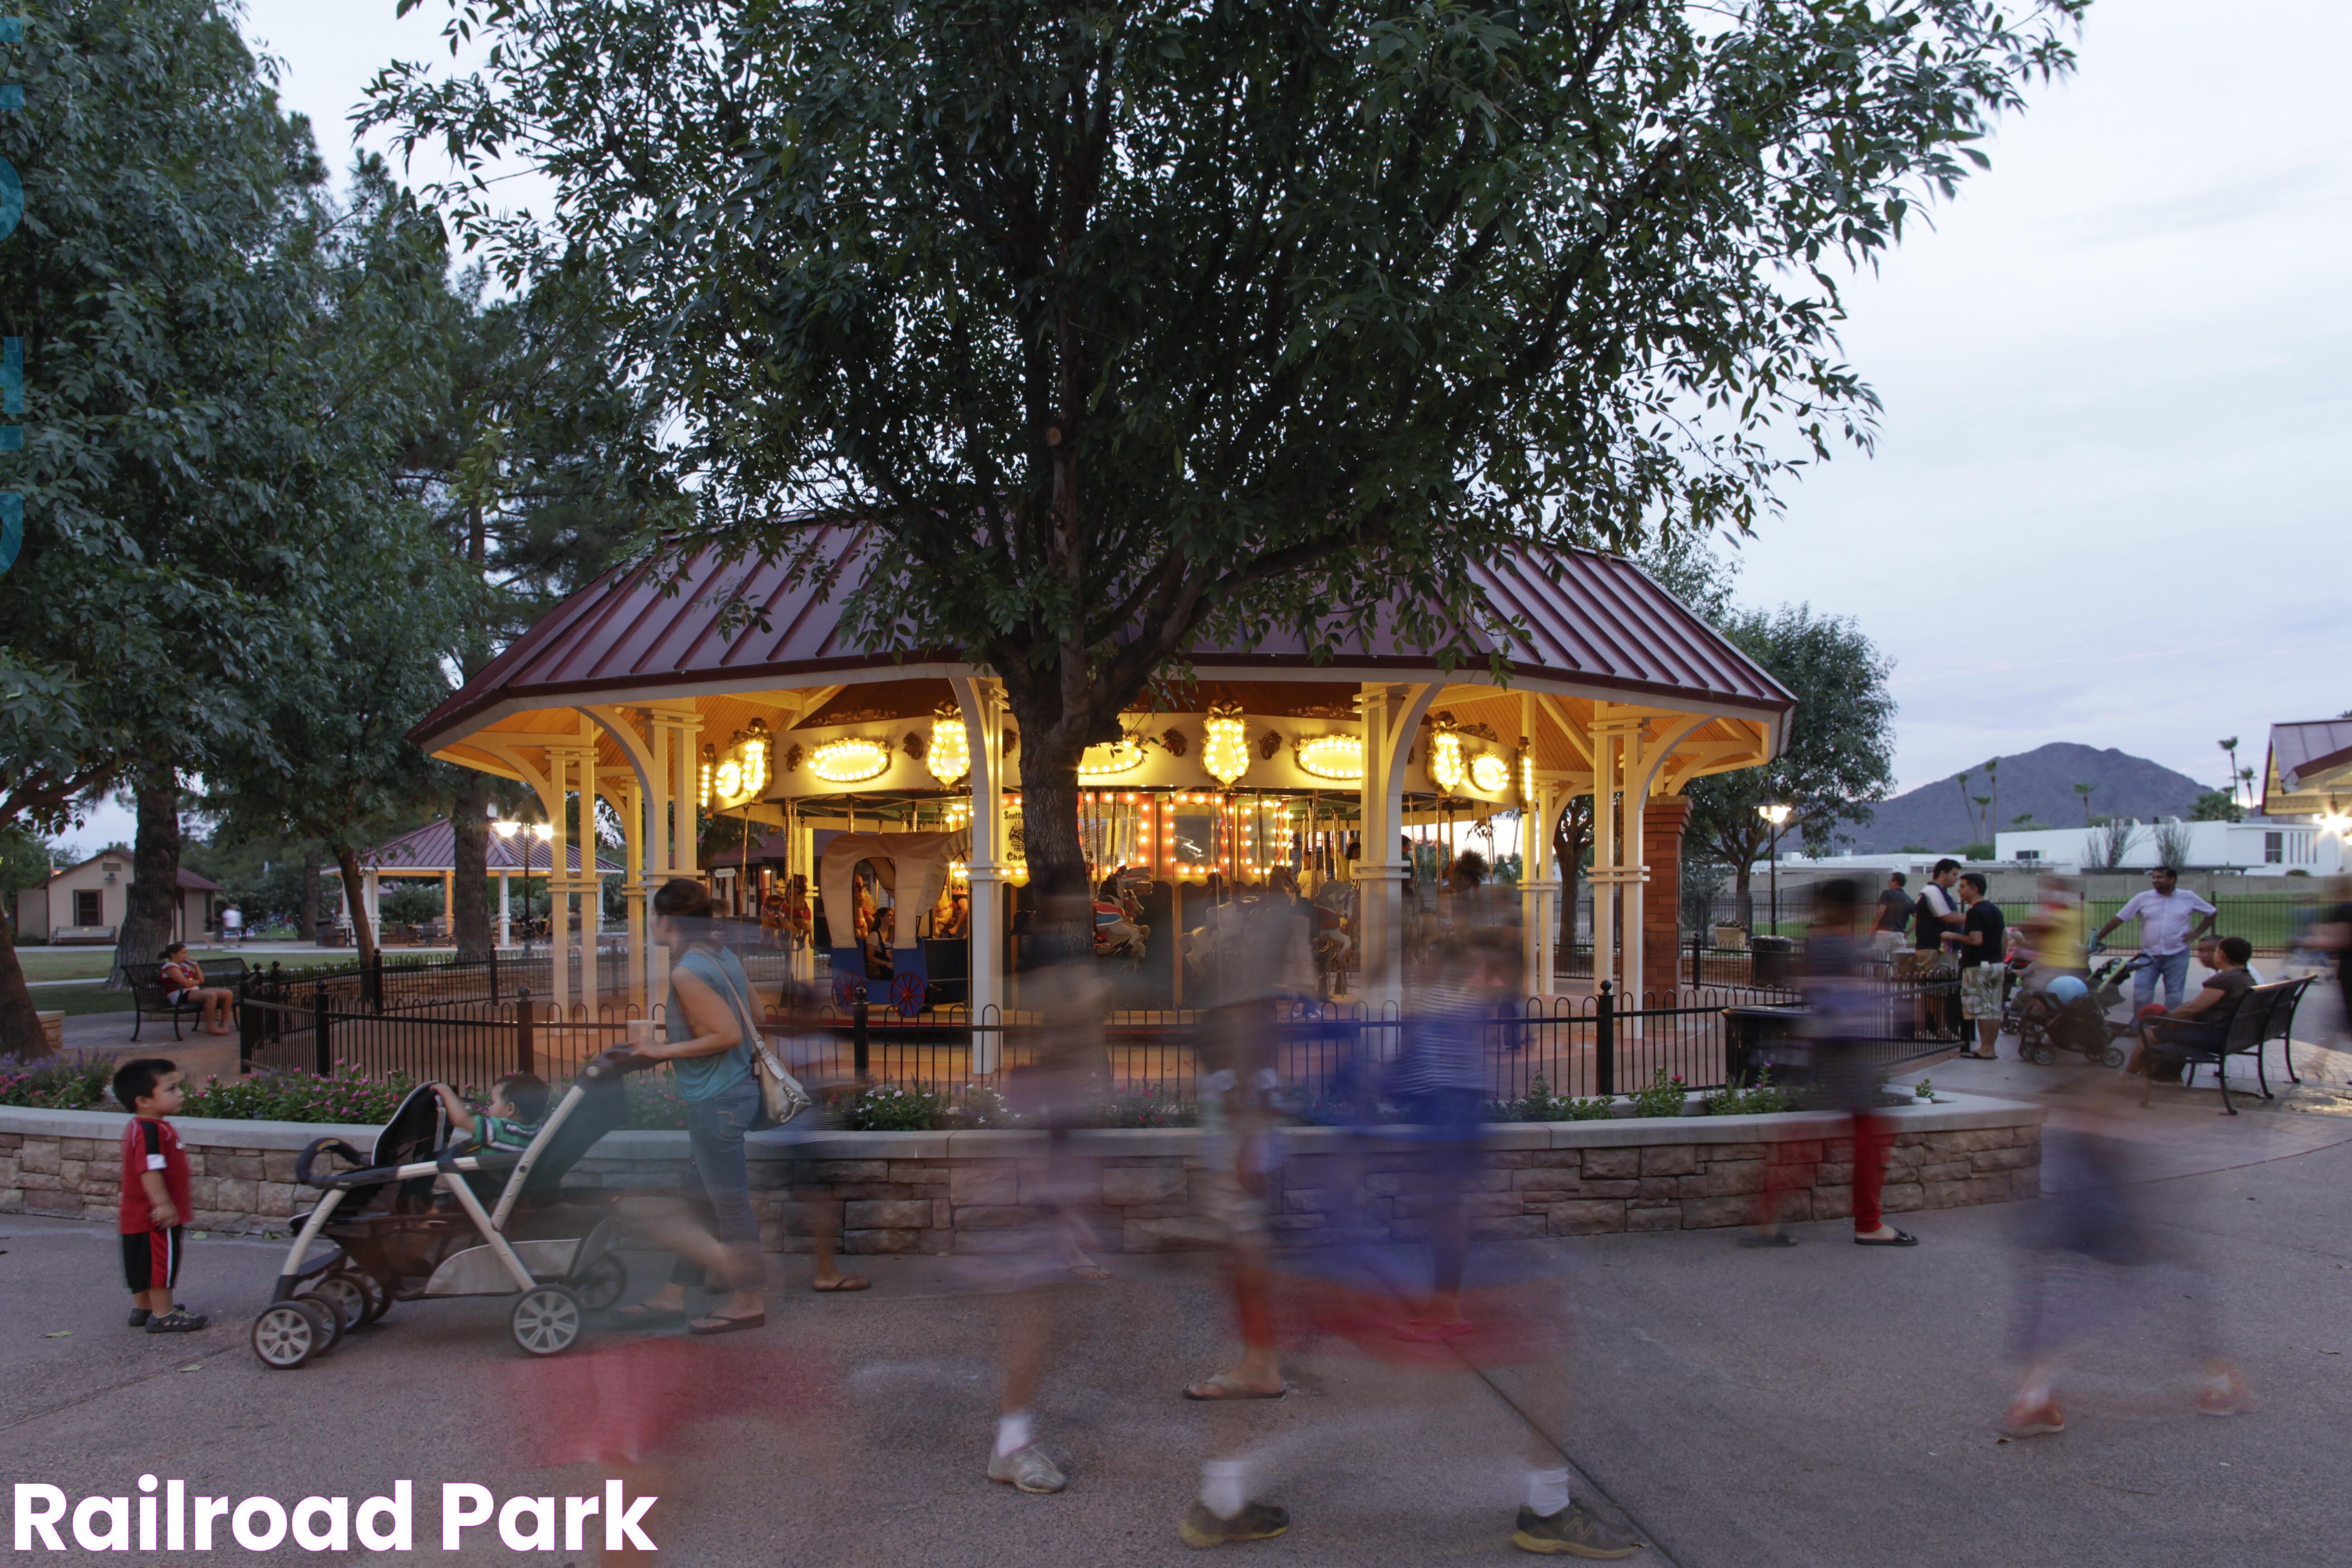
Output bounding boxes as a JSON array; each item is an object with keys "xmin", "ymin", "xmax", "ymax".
[
  {"xmin": 2218, "ymin": 737, "xmax": 2241, "ymax": 805},
  {"xmin": 2073, "ymin": 781, "xmax": 2099, "ymax": 825},
  {"xmin": 2239, "ymin": 765, "xmax": 2256, "ymax": 811}
]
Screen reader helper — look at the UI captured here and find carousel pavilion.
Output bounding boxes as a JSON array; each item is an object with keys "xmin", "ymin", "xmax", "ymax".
[{"xmin": 410, "ymin": 531, "xmax": 1792, "ymax": 1027}]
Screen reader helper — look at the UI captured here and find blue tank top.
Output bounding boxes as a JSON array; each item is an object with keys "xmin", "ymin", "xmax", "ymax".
[{"xmin": 666, "ymin": 946, "xmax": 757, "ymax": 1103}]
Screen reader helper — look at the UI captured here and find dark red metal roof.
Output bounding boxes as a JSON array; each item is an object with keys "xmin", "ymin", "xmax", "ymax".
[{"xmin": 414, "ymin": 531, "xmax": 1790, "ymax": 748}]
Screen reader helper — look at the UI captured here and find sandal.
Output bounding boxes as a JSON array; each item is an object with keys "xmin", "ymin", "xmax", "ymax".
[
  {"xmin": 810, "ymin": 1276, "xmax": 871, "ymax": 1293},
  {"xmin": 687, "ymin": 1311, "xmax": 767, "ymax": 1335},
  {"xmin": 1854, "ymin": 1229, "xmax": 1920, "ymax": 1247},
  {"xmin": 1182, "ymin": 1372, "xmax": 1289, "ymax": 1401}
]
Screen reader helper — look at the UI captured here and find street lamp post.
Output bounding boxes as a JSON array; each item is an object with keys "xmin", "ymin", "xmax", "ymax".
[
  {"xmin": 494, "ymin": 819, "xmax": 556, "ymax": 942},
  {"xmin": 1758, "ymin": 802, "xmax": 1792, "ymax": 935}
]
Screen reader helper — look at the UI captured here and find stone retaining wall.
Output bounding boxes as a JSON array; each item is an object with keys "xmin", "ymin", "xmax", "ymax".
[{"xmin": 0, "ymin": 1095, "xmax": 2043, "ymax": 1247}]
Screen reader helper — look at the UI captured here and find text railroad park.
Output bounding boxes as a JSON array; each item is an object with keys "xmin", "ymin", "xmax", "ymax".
[{"xmin": 12, "ymin": 1479, "xmax": 659, "ymax": 1554}]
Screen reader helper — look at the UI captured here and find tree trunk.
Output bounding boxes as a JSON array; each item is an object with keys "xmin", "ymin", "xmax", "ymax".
[
  {"xmin": 1011, "ymin": 738, "xmax": 1093, "ymax": 965},
  {"xmin": 1551, "ymin": 795, "xmax": 1592, "ymax": 960},
  {"xmin": 301, "ymin": 848, "xmax": 320, "ymax": 941},
  {"xmin": 109, "ymin": 762, "xmax": 183, "ymax": 989},
  {"xmin": 450, "ymin": 782, "xmax": 493, "ymax": 962},
  {"xmin": 0, "ymin": 915, "xmax": 50, "ymax": 1057},
  {"xmin": 334, "ymin": 844, "xmax": 379, "ymax": 966},
  {"xmin": 1733, "ymin": 863, "xmax": 1754, "ymax": 930}
]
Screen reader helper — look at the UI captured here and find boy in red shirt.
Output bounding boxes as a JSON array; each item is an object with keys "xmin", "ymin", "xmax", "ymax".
[{"xmin": 112, "ymin": 1058, "xmax": 207, "ymax": 1333}]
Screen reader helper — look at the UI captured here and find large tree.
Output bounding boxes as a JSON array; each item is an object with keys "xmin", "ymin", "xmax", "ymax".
[
  {"xmin": 1681, "ymin": 604, "xmax": 1897, "ymax": 925},
  {"xmin": 0, "ymin": 0, "xmax": 406, "ymax": 1046},
  {"xmin": 373, "ymin": 0, "xmax": 2081, "ymax": 941},
  {"xmin": 390, "ymin": 253, "xmax": 685, "ymax": 960},
  {"xmin": 207, "ymin": 516, "xmax": 467, "ymax": 969}
]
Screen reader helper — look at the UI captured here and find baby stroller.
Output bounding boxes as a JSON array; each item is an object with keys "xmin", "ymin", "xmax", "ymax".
[
  {"xmin": 2009, "ymin": 952, "xmax": 2151, "ymax": 1068},
  {"xmin": 248, "ymin": 1051, "xmax": 647, "ymax": 1370}
]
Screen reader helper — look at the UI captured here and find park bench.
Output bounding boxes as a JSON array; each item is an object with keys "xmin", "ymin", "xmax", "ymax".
[
  {"xmin": 2138, "ymin": 976, "xmax": 2314, "ymax": 1115},
  {"xmin": 122, "ymin": 956, "xmax": 252, "ymax": 1043}
]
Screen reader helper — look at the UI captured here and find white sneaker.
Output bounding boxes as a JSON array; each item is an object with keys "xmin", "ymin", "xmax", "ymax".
[{"xmin": 987, "ymin": 1444, "xmax": 1067, "ymax": 1494}]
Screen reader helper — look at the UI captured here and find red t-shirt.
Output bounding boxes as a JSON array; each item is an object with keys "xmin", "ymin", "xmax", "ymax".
[{"xmin": 119, "ymin": 1117, "xmax": 192, "ymax": 1233}]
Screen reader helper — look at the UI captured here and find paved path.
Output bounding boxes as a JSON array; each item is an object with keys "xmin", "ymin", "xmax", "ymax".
[{"xmin": 7, "ymin": 1043, "xmax": 2349, "ymax": 1567}]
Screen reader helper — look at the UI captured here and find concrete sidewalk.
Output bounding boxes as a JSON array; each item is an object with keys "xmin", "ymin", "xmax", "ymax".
[{"xmin": 5, "ymin": 1060, "xmax": 2348, "ymax": 1567}]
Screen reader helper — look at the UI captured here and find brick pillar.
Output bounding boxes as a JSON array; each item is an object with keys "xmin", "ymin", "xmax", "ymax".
[{"xmin": 1642, "ymin": 796, "xmax": 1689, "ymax": 997}]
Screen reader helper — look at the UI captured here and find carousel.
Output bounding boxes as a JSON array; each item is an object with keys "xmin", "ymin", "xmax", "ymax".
[{"xmin": 409, "ymin": 531, "xmax": 1792, "ymax": 1043}]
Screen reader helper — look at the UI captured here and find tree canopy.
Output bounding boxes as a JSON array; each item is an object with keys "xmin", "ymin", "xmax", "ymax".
[
  {"xmin": 1680, "ymin": 603, "xmax": 1897, "ymax": 915},
  {"xmin": 372, "ymin": 0, "xmax": 2084, "ymax": 916}
]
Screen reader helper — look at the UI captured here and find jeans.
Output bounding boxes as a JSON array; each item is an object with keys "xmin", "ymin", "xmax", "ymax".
[
  {"xmin": 671, "ymin": 1075, "xmax": 763, "ymax": 1290},
  {"xmin": 2132, "ymin": 949, "xmax": 2192, "ymax": 1011}
]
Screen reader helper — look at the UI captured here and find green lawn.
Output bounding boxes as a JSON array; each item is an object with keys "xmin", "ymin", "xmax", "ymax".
[{"xmin": 9, "ymin": 946, "xmax": 357, "ymax": 982}]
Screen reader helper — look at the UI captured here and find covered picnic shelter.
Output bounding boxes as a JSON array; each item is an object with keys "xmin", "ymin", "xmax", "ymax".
[
  {"xmin": 362, "ymin": 819, "xmax": 623, "ymax": 946},
  {"xmin": 409, "ymin": 531, "xmax": 1792, "ymax": 1026}
]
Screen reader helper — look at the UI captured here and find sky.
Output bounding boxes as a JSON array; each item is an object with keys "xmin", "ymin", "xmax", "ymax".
[{"xmin": 64, "ymin": 0, "xmax": 2352, "ymax": 849}]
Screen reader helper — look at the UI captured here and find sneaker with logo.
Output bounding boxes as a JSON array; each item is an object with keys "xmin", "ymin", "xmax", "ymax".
[
  {"xmin": 144, "ymin": 1308, "xmax": 208, "ymax": 1334},
  {"xmin": 1511, "ymin": 1503, "xmax": 1642, "ymax": 1558}
]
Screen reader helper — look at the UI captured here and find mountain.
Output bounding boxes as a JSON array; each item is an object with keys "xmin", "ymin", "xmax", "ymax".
[{"xmin": 1833, "ymin": 743, "xmax": 2208, "ymax": 854}]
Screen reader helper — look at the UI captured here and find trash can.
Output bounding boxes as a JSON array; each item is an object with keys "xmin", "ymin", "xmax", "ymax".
[
  {"xmin": 1722, "ymin": 1005, "xmax": 1809, "ymax": 1088},
  {"xmin": 314, "ymin": 920, "xmax": 340, "ymax": 947},
  {"xmin": 1749, "ymin": 935, "xmax": 1798, "ymax": 989}
]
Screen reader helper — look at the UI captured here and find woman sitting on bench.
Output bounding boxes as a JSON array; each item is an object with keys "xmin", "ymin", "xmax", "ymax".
[
  {"xmin": 2130, "ymin": 935, "xmax": 2254, "ymax": 1076},
  {"xmin": 159, "ymin": 943, "xmax": 236, "ymax": 1037}
]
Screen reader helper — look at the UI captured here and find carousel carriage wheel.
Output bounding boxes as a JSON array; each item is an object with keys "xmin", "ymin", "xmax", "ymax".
[
  {"xmin": 831, "ymin": 971, "xmax": 864, "ymax": 1009},
  {"xmin": 250, "ymin": 1300, "xmax": 330, "ymax": 1370},
  {"xmin": 311, "ymin": 1270, "xmax": 384, "ymax": 1330},
  {"xmin": 889, "ymin": 972, "xmax": 925, "ymax": 1017},
  {"xmin": 511, "ymin": 1285, "xmax": 584, "ymax": 1357}
]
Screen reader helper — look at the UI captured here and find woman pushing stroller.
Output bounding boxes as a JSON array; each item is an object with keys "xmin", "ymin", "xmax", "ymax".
[{"xmin": 609, "ymin": 879, "xmax": 864, "ymax": 1334}]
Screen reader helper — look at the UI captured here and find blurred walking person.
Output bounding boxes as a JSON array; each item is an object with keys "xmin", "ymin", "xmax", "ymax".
[
  {"xmin": 1750, "ymin": 880, "xmax": 1918, "ymax": 1247},
  {"xmin": 2002, "ymin": 1085, "xmax": 2255, "ymax": 1437}
]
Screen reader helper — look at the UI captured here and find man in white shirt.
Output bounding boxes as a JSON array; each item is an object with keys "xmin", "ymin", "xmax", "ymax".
[{"xmin": 2092, "ymin": 866, "xmax": 2218, "ymax": 1011}]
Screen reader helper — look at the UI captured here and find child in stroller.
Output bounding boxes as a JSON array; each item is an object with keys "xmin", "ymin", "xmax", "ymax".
[
  {"xmin": 2006, "ymin": 952, "xmax": 2151, "ymax": 1067},
  {"xmin": 248, "ymin": 1049, "xmax": 654, "ymax": 1370},
  {"xmin": 430, "ymin": 1073, "xmax": 548, "ymax": 1155}
]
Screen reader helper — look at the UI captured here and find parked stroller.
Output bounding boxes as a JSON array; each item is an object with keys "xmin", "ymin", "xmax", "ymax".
[
  {"xmin": 2008, "ymin": 952, "xmax": 2152, "ymax": 1068},
  {"xmin": 248, "ymin": 1050, "xmax": 649, "ymax": 1370}
]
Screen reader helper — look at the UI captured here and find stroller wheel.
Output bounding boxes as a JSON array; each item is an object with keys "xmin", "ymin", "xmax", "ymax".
[
  {"xmin": 2103, "ymin": 1045, "xmax": 2129, "ymax": 1070},
  {"xmin": 293, "ymin": 1292, "xmax": 347, "ymax": 1354},
  {"xmin": 312, "ymin": 1271, "xmax": 382, "ymax": 1330},
  {"xmin": 511, "ymin": 1285, "xmax": 584, "ymax": 1357},
  {"xmin": 570, "ymin": 1253, "xmax": 629, "ymax": 1314},
  {"xmin": 251, "ymin": 1301, "xmax": 327, "ymax": 1370},
  {"xmin": 2029, "ymin": 1043, "xmax": 2058, "ymax": 1066}
]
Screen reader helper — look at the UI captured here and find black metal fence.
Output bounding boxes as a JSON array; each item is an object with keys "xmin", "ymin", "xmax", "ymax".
[{"xmin": 228, "ymin": 943, "xmax": 1956, "ymax": 1112}]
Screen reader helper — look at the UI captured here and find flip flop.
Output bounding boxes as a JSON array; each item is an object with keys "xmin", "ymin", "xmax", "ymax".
[
  {"xmin": 688, "ymin": 1312, "xmax": 767, "ymax": 1335},
  {"xmin": 609, "ymin": 1302, "xmax": 689, "ymax": 1325},
  {"xmin": 1183, "ymin": 1373, "xmax": 1289, "ymax": 1402},
  {"xmin": 1854, "ymin": 1230, "xmax": 1920, "ymax": 1247},
  {"xmin": 811, "ymin": 1276, "xmax": 871, "ymax": 1293}
]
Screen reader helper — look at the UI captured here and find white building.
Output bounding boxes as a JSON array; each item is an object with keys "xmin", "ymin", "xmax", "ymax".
[{"xmin": 1992, "ymin": 818, "xmax": 2341, "ymax": 876}]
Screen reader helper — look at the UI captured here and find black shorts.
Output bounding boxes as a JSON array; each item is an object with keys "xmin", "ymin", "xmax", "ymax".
[{"xmin": 121, "ymin": 1227, "xmax": 182, "ymax": 1293}]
